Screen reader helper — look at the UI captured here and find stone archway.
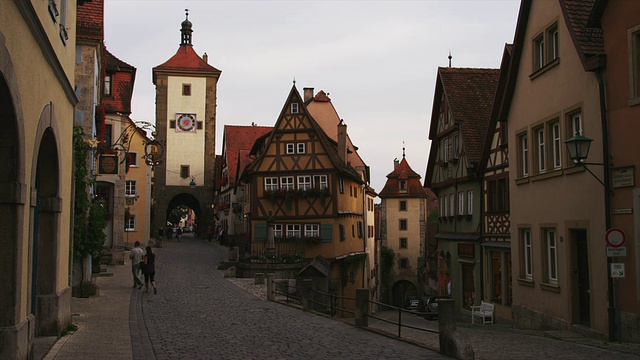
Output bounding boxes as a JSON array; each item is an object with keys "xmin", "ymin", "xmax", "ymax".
[
  {"xmin": 32, "ymin": 126, "xmax": 61, "ymax": 336},
  {"xmin": 392, "ymin": 280, "xmax": 418, "ymax": 308},
  {"xmin": 166, "ymin": 193, "xmax": 202, "ymax": 231}
]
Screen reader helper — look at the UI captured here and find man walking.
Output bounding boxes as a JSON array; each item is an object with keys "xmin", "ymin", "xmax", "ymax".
[{"xmin": 130, "ymin": 241, "xmax": 144, "ymax": 289}]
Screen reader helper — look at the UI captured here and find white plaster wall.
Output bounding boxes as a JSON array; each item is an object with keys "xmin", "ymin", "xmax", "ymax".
[{"xmin": 166, "ymin": 76, "xmax": 206, "ymax": 186}]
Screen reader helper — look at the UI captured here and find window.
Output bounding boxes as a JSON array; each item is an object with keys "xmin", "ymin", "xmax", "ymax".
[
  {"xmin": 399, "ymin": 258, "xmax": 409, "ymax": 269},
  {"xmin": 273, "ymin": 224, "xmax": 283, "ymax": 238},
  {"xmin": 533, "ymin": 23, "xmax": 559, "ymax": 72},
  {"xmin": 286, "ymin": 143, "xmax": 295, "ymax": 154},
  {"xmin": 297, "ymin": 175, "xmax": 312, "ymax": 190},
  {"xmin": 544, "ymin": 228, "xmax": 558, "ymax": 284},
  {"xmin": 467, "ymin": 190, "xmax": 473, "ymax": 215},
  {"xmin": 570, "ymin": 111, "xmax": 582, "ymax": 136},
  {"xmin": 58, "ymin": 0, "xmax": 68, "ymax": 44},
  {"xmin": 104, "ymin": 124, "xmax": 113, "ymax": 147},
  {"xmin": 534, "ymin": 34, "xmax": 545, "ymax": 71},
  {"xmin": 264, "ymin": 177, "xmax": 279, "ymax": 191},
  {"xmin": 197, "ymin": 121, "xmax": 203, "ymax": 130},
  {"xmin": 339, "ymin": 224, "xmax": 346, "ymax": 241},
  {"xmin": 127, "ymin": 152, "xmax": 138, "ymax": 168},
  {"xmin": 453, "ymin": 133, "xmax": 459, "ymax": 159},
  {"xmin": 521, "ymin": 229, "xmax": 533, "ymax": 280},
  {"xmin": 169, "ymin": 120, "xmax": 176, "ymax": 129},
  {"xmin": 519, "ymin": 133, "xmax": 529, "ymax": 177},
  {"xmin": 630, "ymin": 25, "xmax": 640, "ymax": 104},
  {"xmin": 535, "ymin": 126, "xmax": 545, "ymax": 173},
  {"xmin": 125, "ymin": 180, "xmax": 136, "ymax": 197},
  {"xmin": 550, "ymin": 121, "xmax": 561, "ymax": 169},
  {"xmin": 458, "ymin": 192, "xmax": 464, "ymax": 215},
  {"xmin": 291, "ymin": 103, "xmax": 299, "ymax": 114},
  {"xmin": 180, "ymin": 165, "xmax": 190, "ymax": 179},
  {"xmin": 286, "ymin": 224, "xmax": 301, "ymax": 238},
  {"xmin": 399, "ymin": 200, "xmax": 407, "ymax": 211},
  {"xmin": 357, "ymin": 221, "xmax": 363, "ymax": 238},
  {"xmin": 313, "ymin": 175, "xmax": 328, "ymax": 189},
  {"xmin": 304, "ymin": 224, "xmax": 319, "ymax": 238},
  {"xmin": 339, "ymin": 177, "xmax": 344, "ymax": 194},
  {"xmin": 399, "ymin": 180, "xmax": 407, "ymax": 191},
  {"xmin": 443, "ymin": 137, "xmax": 450, "ymax": 162},
  {"xmin": 182, "ymin": 84, "xmax": 191, "ymax": 96},
  {"xmin": 297, "ymin": 143, "xmax": 306, "ymax": 154},
  {"xmin": 280, "ymin": 176, "xmax": 294, "ymax": 190},
  {"xmin": 48, "ymin": 0, "xmax": 59, "ymax": 22},
  {"xmin": 400, "ymin": 238, "xmax": 408, "ymax": 249},
  {"xmin": 399, "ymin": 219, "xmax": 407, "ymax": 231},
  {"xmin": 125, "ymin": 213, "xmax": 136, "ymax": 231},
  {"xmin": 104, "ymin": 74, "xmax": 112, "ymax": 96}
]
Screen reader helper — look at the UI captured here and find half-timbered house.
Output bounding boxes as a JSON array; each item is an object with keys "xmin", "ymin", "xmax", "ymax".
[
  {"xmin": 242, "ymin": 85, "xmax": 370, "ymax": 309},
  {"xmin": 424, "ymin": 67, "xmax": 499, "ymax": 312},
  {"xmin": 478, "ymin": 44, "xmax": 513, "ymax": 322}
]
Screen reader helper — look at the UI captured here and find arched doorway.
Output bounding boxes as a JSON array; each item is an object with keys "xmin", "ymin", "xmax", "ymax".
[
  {"xmin": 392, "ymin": 280, "xmax": 418, "ymax": 308},
  {"xmin": 166, "ymin": 193, "xmax": 202, "ymax": 237},
  {"xmin": 32, "ymin": 126, "xmax": 61, "ymax": 336}
]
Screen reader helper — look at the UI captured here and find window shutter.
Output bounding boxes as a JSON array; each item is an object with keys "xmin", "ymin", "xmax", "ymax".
[
  {"xmin": 357, "ymin": 221, "xmax": 363, "ymax": 238},
  {"xmin": 254, "ymin": 223, "xmax": 267, "ymax": 242},
  {"xmin": 320, "ymin": 224, "xmax": 333, "ymax": 243}
]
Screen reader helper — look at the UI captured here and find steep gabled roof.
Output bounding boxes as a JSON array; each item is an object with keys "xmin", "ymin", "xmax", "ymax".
[
  {"xmin": 379, "ymin": 156, "xmax": 428, "ymax": 198},
  {"xmin": 222, "ymin": 125, "xmax": 273, "ymax": 185},
  {"xmin": 440, "ymin": 67, "xmax": 500, "ymax": 163},
  {"xmin": 243, "ymin": 85, "xmax": 363, "ymax": 183},
  {"xmin": 559, "ymin": 0, "xmax": 605, "ymax": 70},
  {"xmin": 102, "ymin": 50, "xmax": 136, "ymax": 115},
  {"xmin": 76, "ymin": 0, "xmax": 103, "ymax": 40},
  {"xmin": 153, "ymin": 46, "xmax": 221, "ymax": 84}
]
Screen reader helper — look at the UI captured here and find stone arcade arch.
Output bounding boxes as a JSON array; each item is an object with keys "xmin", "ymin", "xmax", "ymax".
[{"xmin": 392, "ymin": 279, "xmax": 418, "ymax": 308}]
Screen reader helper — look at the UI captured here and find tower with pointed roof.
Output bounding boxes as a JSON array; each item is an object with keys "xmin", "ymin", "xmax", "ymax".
[
  {"xmin": 379, "ymin": 149, "xmax": 432, "ymax": 305},
  {"xmin": 152, "ymin": 10, "xmax": 221, "ymax": 235}
]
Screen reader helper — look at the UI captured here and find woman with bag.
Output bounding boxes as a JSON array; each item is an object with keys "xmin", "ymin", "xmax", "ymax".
[{"xmin": 143, "ymin": 245, "xmax": 157, "ymax": 294}]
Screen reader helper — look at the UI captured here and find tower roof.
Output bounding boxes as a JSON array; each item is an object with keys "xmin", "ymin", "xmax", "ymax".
[{"xmin": 379, "ymin": 156, "xmax": 428, "ymax": 198}]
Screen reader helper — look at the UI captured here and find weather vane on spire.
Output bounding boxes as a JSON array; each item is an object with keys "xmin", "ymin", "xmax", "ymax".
[
  {"xmin": 293, "ymin": 77, "xmax": 296, "ymax": 85},
  {"xmin": 185, "ymin": 8, "xmax": 189, "ymax": 19},
  {"xmin": 403, "ymin": 141, "xmax": 406, "ymax": 158}
]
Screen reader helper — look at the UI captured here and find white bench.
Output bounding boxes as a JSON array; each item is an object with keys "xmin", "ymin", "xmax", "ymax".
[{"xmin": 471, "ymin": 301, "xmax": 494, "ymax": 324}]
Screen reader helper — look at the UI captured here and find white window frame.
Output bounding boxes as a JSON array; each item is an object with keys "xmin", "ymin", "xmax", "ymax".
[
  {"xmin": 104, "ymin": 74, "xmax": 112, "ymax": 96},
  {"xmin": 291, "ymin": 103, "xmax": 299, "ymax": 114},
  {"xmin": 313, "ymin": 175, "xmax": 328, "ymax": 189},
  {"xmin": 125, "ymin": 213, "xmax": 136, "ymax": 231},
  {"xmin": 286, "ymin": 224, "xmax": 301, "ymax": 238},
  {"xmin": 467, "ymin": 190, "xmax": 473, "ymax": 215},
  {"xmin": 571, "ymin": 112, "xmax": 583, "ymax": 136},
  {"xmin": 297, "ymin": 175, "xmax": 312, "ymax": 190},
  {"xmin": 280, "ymin": 176, "xmax": 294, "ymax": 190},
  {"xmin": 128, "ymin": 152, "xmax": 138, "ymax": 167},
  {"xmin": 125, "ymin": 180, "xmax": 136, "ymax": 197},
  {"xmin": 536, "ymin": 127, "xmax": 546, "ymax": 173},
  {"xmin": 286, "ymin": 143, "xmax": 295, "ymax": 154},
  {"xmin": 264, "ymin": 177, "xmax": 279, "ymax": 191},
  {"xmin": 534, "ymin": 34, "xmax": 545, "ymax": 70},
  {"xmin": 523, "ymin": 229, "xmax": 533, "ymax": 280},
  {"xmin": 520, "ymin": 133, "xmax": 529, "ymax": 177},
  {"xmin": 551, "ymin": 121, "xmax": 561, "ymax": 169},
  {"xmin": 273, "ymin": 224, "xmax": 283, "ymax": 238},
  {"xmin": 545, "ymin": 229, "xmax": 558, "ymax": 283},
  {"xmin": 304, "ymin": 224, "xmax": 319, "ymax": 238},
  {"xmin": 550, "ymin": 26, "xmax": 559, "ymax": 61},
  {"xmin": 458, "ymin": 192, "xmax": 464, "ymax": 216},
  {"xmin": 297, "ymin": 143, "xmax": 306, "ymax": 154}
]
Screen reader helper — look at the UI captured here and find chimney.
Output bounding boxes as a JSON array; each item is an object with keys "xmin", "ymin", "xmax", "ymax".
[
  {"xmin": 203, "ymin": 52, "xmax": 208, "ymax": 63},
  {"xmin": 394, "ymin": 158, "xmax": 399, "ymax": 169},
  {"xmin": 303, "ymin": 87, "xmax": 314, "ymax": 102},
  {"xmin": 338, "ymin": 119, "xmax": 347, "ymax": 163}
]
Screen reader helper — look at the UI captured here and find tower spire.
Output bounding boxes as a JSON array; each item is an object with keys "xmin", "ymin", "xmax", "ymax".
[
  {"xmin": 181, "ymin": 9, "xmax": 193, "ymax": 46},
  {"xmin": 448, "ymin": 51, "xmax": 452, "ymax": 68},
  {"xmin": 403, "ymin": 141, "xmax": 406, "ymax": 159}
]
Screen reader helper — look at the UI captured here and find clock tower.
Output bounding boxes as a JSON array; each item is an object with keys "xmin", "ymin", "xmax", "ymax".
[{"xmin": 152, "ymin": 10, "xmax": 221, "ymax": 237}]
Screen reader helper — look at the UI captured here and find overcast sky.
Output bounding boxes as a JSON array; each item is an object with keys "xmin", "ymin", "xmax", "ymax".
[{"xmin": 104, "ymin": 0, "xmax": 521, "ymax": 195}]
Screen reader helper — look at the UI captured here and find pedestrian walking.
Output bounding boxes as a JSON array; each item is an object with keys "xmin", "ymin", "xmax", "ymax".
[
  {"xmin": 176, "ymin": 227, "xmax": 183, "ymax": 242},
  {"xmin": 130, "ymin": 241, "xmax": 144, "ymax": 289},
  {"xmin": 142, "ymin": 245, "xmax": 157, "ymax": 294}
]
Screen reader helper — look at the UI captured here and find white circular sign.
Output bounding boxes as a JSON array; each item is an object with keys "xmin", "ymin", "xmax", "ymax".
[{"xmin": 605, "ymin": 228, "xmax": 626, "ymax": 248}]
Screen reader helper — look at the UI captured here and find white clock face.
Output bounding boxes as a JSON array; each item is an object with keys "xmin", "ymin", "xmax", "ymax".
[{"xmin": 178, "ymin": 114, "xmax": 195, "ymax": 131}]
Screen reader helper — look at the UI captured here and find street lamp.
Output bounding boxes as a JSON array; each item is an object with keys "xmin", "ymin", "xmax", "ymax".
[
  {"xmin": 189, "ymin": 177, "xmax": 196, "ymax": 189},
  {"xmin": 564, "ymin": 132, "xmax": 616, "ymax": 342}
]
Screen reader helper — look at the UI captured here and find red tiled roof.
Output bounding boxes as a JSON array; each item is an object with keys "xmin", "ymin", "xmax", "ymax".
[
  {"xmin": 439, "ymin": 67, "xmax": 500, "ymax": 164},
  {"xmin": 153, "ymin": 45, "xmax": 221, "ymax": 83},
  {"xmin": 560, "ymin": 0, "xmax": 604, "ymax": 58},
  {"xmin": 77, "ymin": 0, "xmax": 103, "ymax": 40},
  {"xmin": 379, "ymin": 157, "xmax": 428, "ymax": 198},
  {"xmin": 222, "ymin": 125, "xmax": 273, "ymax": 184},
  {"xmin": 102, "ymin": 50, "xmax": 136, "ymax": 115},
  {"xmin": 313, "ymin": 90, "xmax": 331, "ymax": 102}
]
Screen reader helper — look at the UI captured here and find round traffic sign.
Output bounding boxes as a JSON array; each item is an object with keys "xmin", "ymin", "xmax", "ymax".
[{"xmin": 605, "ymin": 228, "xmax": 626, "ymax": 248}]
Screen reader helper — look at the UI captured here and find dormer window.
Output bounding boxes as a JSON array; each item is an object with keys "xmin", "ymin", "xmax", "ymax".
[
  {"xmin": 291, "ymin": 103, "xmax": 299, "ymax": 114},
  {"xmin": 399, "ymin": 180, "xmax": 407, "ymax": 191},
  {"xmin": 104, "ymin": 74, "xmax": 112, "ymax": 96}
]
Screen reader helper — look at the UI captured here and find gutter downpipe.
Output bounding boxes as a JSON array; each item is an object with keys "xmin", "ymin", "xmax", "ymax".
[{"xmin": 595, "ymin": 69, "xmax": 616, "ymax": 342}]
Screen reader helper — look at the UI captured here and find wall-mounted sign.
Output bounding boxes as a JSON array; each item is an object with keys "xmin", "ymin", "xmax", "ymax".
[
  {"xmin": 98, "ymin": 154, "xmax": 118, "ymax": 175},
  {"xmin": 458, "ymin": 243, "xmax": 474, "ymax": 259},
  {"xmin": 612, "ymin": 166, "xmax": 634, "ymax": 188}
]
